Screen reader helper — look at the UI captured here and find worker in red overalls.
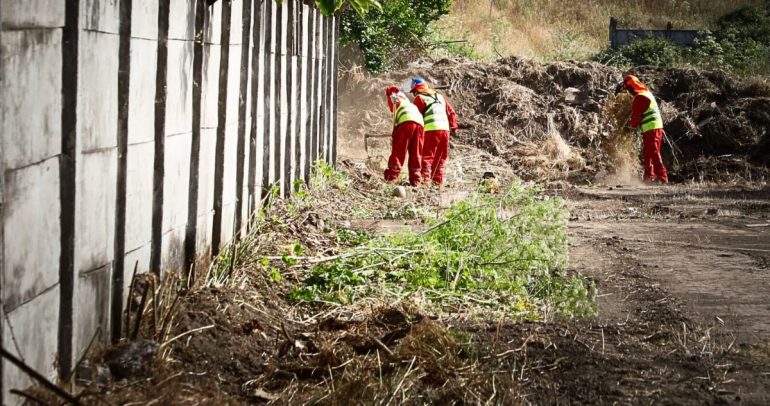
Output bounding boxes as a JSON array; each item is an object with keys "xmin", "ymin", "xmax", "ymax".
[
  {"xmin": 384, "ymin": 86, "xmax": 424, "ymax": 186},
  {"xmin": 410, "ymin": 77, "xmax": 459, "ymax": 186},
  {"xmin": 617, "ymin": 74, "xmax": 669, "ymax": 183}
]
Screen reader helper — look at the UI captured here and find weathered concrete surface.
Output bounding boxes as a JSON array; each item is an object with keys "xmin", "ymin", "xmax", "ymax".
[
  {"xmin": 0, "ymin": 0, "xmax": 65, "ymax": 29},
  {"xmin": 73, "ymin": 264, "xmax": 111, "ymax": 360},
  {"xmin": 169, "ymin": 0, "xmax": 195, "ymax": 41},
  {"xmin": 0, "ymin": 29, "xmax": 62, "ymax": 170},
  {"xmin": 2, "ymin": 160, "xmax": 61, "ymax": 311},
  {"xmin": 196, "ymin": 128, "xmax": 217, "ymax": 256},
  {"xmin": 165, "ymin": 40, "xmax": 194, "ymax": 137},
  {"xmin": 0, "ymin": 1, "xmax": 64, "ymax": 401},
  {"xmin": 124, "ymin": 35, "xmax": 157, "ymax": 275},
  {"xmin": 2, "ymin": 286, "xmax": 59, "ymax": 399},
  {"xmin": 131, "ymin": 0, "xmax": 158, "ymax": 40},
  {"xmin": 162, "ymin": 134, "xmax": 192, "ymax": 232},
  {"xmin": 74, "ymin": 149, "xmax": 117, "ymax": 355}
]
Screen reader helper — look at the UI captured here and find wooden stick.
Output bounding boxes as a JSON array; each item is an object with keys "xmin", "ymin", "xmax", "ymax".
[
  {"xmin": 9, "ymin": 389, "xmax": 46, "ymax": 405},
  {"xmin": 124, "ymin": 260, "xmax": 139, "ymax": 339},
  {"xmin": 159, "ymin": 324, "xmax": 215, "ymax": 349},
  {"xmin": 130, "ymin": 285, "xmax": 149, "ymax": 340},
  {"xmin": 0, "ymin": 347, "xmax": 80, "ymax": 405}
]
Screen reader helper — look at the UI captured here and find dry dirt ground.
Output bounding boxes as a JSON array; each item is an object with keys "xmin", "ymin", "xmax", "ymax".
[
  {"xmin": 32, "ymin": 171, "xmax": 770, "ymax": 405},
  {"xmin": 23, "ymin": 58, "xmax": 769, "ymax": 405},
  {"xmin": 553, "ymin": 183, "xmax": 770, "ymax": 404}
]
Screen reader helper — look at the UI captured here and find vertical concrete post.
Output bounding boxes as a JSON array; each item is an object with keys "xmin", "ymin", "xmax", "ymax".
[
  {"xmin": 296, "ymin": 3, "xmax": 306, "ymax": 182},
  {"xmin": 273, "ymin": 2, "xmax": 284, "ymax": 196},
  {"xmin": 184, "ymin": 0, "xmax": 207, "ymax": 278},
  {"xmin": 314, "ymin": 13, "xmax": 323, "ymax": 164},
  {"xmin": 150, "ymin": 0, "xmax": 171, "ymax": 276},
  {"xmin": 322, "ymin": 15, "xmax": 332, "ymax": 162},
  {"xmin": 234, "ymin": 0, "xmax": 252, "ymax": 238},
  {"xmin": 307, "ymin": 8, "xmax": 318, "ymax": 176},
  {"xmin": 112, "ymin": 0, "xmax": 133, "ymax": 343},
  {"xmin": 284, "ymin": 0, "xmax": 295, "ymax": 195},
  {"xmin": 0, "ymin": 2, "xmax": 3, "ymax": 395},
  {"xmin": 247, "ymin": 0, "xmax": 263, "ymax": 214},
  {"xmin": 0, "ymin": 1, "xmax": 3, "ymax": 396},
  {"xmin": 331, "ymin": 15, "xmax": 339, "ymax": 166},
  {"xmin": 59, "ymin": 0, "xmax": 80, "ymax": 378},
  {"xmin": 210, "ymin": 0, "xmax": 231, "ymax": 257},
  {"xmin": 303, "ymin": 5, "xmax": 315, "ymax": 181},
  {"xmin": 260, "ymin": 0, "xmax": 273, "ymax": 200}
]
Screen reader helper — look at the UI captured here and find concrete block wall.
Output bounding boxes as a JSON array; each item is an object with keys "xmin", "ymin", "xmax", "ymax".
[
  {"xmin": 0, "ymin": 0, "xmax": 65, "ymax": 399},
  {"xmin": 0, "ymin": 0, "xmax": 338, "ymax": 403}
]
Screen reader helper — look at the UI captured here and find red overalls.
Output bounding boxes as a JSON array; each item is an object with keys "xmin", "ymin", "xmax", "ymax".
[
  {"xmin": 384, "ymin": 87, "xmax": 424, "ymax": 186},
  {"xmin": 412, "ymin": 89, "xmax": 458, "ymax": 186},
  {"xmin": 630, "ymin": 92, "xmax": 669, "ymax": 183}
]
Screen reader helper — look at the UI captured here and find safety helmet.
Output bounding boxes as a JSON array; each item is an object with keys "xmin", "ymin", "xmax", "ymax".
[
  {"xmin": 410, "ymin": 77, "xmax": 426, "ymax": 92},
  {"xmin": 617, "ymin": 74, "xmax": 648, "ymax": 94}
]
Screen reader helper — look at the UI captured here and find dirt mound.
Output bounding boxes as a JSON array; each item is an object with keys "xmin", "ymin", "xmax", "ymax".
[{"xmin": 339, "ymin": 57, "xmax": 770, "ymax": 184}]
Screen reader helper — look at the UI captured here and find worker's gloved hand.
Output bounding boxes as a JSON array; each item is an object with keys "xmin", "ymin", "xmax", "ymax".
[
  {"xmin": 450, "ymin": 129, "xmax": 458, "ymax": 137},
  {"xmin": 614, "ymin": 82, "xmax": 625, "ymax": 95}
]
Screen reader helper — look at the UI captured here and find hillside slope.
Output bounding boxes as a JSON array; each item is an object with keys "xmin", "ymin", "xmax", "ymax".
[{"xmin": 434, "ymin": 0, "xmax": 764, "ymax": 61}]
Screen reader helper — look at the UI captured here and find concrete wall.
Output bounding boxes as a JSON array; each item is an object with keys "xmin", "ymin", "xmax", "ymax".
[
  {"xmin": 609, "ymin": 17, "xmax": 699, "ymax": 49},
  {"xmin": 0, "ymin": 0, "xmax": 338, "ymax": 402}
]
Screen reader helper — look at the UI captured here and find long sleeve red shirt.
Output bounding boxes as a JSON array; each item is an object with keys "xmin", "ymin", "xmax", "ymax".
[
  {"xmin": 629, "ymin": 94, "xmax": 651, "ymax": 128},
  {"xmin": 412, "ymin": 93, "xmax": 459, "ymax": 131},
  {"xmin": 386, "ymin": 86, "xmax": 399, "ymax": 112}
]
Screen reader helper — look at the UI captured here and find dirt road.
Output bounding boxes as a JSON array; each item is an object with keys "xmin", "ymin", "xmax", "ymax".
[{"xmin": 537, "ymin": 183, "xmax": 770, "ymax": 404}]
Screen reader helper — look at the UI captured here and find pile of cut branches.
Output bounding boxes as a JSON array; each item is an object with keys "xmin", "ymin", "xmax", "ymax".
[{"xmin": 291, "ymin": 181, "xmax": 595, "ymax": 320}]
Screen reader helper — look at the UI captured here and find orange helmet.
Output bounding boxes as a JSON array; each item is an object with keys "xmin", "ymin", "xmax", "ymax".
[{"xmin": 621, "ymin": 74, "xmax": 648, "ymax": 94}]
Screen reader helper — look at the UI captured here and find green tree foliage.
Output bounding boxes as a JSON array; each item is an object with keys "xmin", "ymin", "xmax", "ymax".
[
  {"xmin": 594, "ymin": 4, "xmax": 770, "ymax": 75},
  {"xmin": 340, "ymin": 0, "xmax": 452, "ymax": 73},
  {"xmin": 316, "ymin": 0, "xmax": 383, "ymax": 15}
]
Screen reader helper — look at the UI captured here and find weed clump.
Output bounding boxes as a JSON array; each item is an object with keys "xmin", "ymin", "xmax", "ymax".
[{"xmin": 291, "ymin": 182, "xmax": 595, "ymax": 319}]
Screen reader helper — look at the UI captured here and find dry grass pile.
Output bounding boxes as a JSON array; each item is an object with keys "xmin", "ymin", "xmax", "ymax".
[{"xmin": 600, "ymin": 92, "xmax": 642, "ymax": 182}]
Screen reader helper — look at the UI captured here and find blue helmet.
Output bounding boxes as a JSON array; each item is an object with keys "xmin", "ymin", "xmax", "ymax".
[{"xmin": 410, "ymin": 77, "xmax": 426, "ymax": 91}]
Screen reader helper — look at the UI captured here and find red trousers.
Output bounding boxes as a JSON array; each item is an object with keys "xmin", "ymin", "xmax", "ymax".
[
  {"xmin": 421, "ymin": 130, "xmax": 450, "ymax": 185},
  {"xmin": 642, "ymin": 128, "xmax": 669, "ymax": 183},
  {"xmin": 384, "ymin": 121, "xmax": 424, "ymax": 186}
]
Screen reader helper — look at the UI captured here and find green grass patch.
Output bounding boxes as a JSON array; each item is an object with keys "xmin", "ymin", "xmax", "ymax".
[{"xmin": 290, "ymin": 182, "xmax": 595, "ymax": 319}]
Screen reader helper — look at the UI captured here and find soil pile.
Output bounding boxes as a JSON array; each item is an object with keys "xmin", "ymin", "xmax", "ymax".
[{"xmin": 339, "ymin": 57, "xmax": 770, "ymax": 184}]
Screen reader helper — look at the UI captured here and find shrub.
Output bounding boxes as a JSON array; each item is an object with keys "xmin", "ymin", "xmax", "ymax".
[
  {"xmin": 595, "ymin": 4, "xmax": 770, "ymax": 75},
  {"xmin": 340, "ymin": 0, "xmax": 452, "ymax": 73},
  {"xmin": 620, "ymin": 37, "xmax": 683, "ymax": 67}
]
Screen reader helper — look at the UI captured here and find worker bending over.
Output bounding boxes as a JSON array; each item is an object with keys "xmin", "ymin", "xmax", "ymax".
[
  {"xmin": 384, "ymin": 85, "xmax": 424, "ymax": 186},
  {"xmin": 410, "ymin": 77, "xmax": 459, "ymax": 186},
  {"xmin": 617, "ymin": 74, "xmax": 669, "ymax": 183}
]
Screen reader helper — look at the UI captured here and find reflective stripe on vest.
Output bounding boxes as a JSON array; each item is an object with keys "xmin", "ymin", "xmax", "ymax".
[
  {"xmin": 393, "ymin": 97, "xmax": 424, "ymax": 127},
  {"xmin": 639, "ymin": 91, "xmax": 663, "ymax": 132},
  {"xmin": 417, "ymin": 93, "xmax": 450, "ymax": 131}
]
